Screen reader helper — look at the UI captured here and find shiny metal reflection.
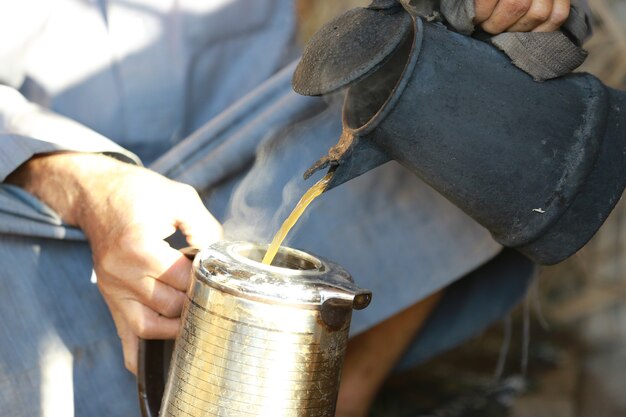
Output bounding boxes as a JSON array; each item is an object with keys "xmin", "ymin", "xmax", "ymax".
[{"xmin": 160, "ymin": 241, "xmax": 371, "ymax": 417}]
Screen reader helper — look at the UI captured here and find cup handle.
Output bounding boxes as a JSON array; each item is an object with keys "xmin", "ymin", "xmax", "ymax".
[{"xmin": 137, "ymin": 339, "xmax": 168, "ymax": 417}]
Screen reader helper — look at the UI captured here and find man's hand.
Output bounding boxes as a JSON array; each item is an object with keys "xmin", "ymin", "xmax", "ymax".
[
  {"xmin": 474, "ymin": 0, "xmax": 571, "ymax": 34},
  {"xmin": 7, "ymin": 152, "xmax": 223, "ymax": 374}
]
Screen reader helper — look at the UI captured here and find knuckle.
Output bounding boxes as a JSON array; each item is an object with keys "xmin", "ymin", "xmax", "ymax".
[
  {"xmin": 178, "ymin": 183, "xmax": 199, "ymax": 199},
  {"xmin": 164, "ymin": 301, "xmax": 181, "ymax": 318},
  {"xmin": 550, "ymin": 6, "xmax": 570, "ymax": 25},
  {"xmin": 96, "ymin": 250, "xmax": 118, "ymax": 276},
  {"xmin": 481, "ymin": 21, "xmax": 503, "ymax": 34},
  {"xmin": 115, "ymin": 236, "xmax": 149, "ymax": 268},
  {"xmin": 130, "ymin": 312, "xmax": 154, "ymax": 338},
  {"xmin": 117, "ymin": 232, "xmax": 142, "ymax": 255},
  {"xmin": 96, "ymin": 279, "xmax": 112, "ymax": 297},
  {"xmin": 507, "ymin": 0, "xmax": 532, "ymax": 15},
  {"xmin": 473, "ymin": 0, "xmax": 494, "ymax": 20},
  {"xmin": 156, "ymin": 292, "xmax": 183, "ymax": 318},
  {"xmin": 527, "ymin": 5, "xmax": 551, "ymax": 23}
]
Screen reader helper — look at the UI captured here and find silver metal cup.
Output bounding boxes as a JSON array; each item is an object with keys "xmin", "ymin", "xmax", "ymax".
[{"xmin": 159, "ymin": 241, "xmax": 371, "ymax": 417}]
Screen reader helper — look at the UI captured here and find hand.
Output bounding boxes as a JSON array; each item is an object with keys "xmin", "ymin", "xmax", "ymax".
[
  {"xmin": 474, "ymin": 0, "xmax": 571, "ymax": 34},
  {"xmin": 7, "ymin": 152, "xmax": 223, "ymax": 374}
]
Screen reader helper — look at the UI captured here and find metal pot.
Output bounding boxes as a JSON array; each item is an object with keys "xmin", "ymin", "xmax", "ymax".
[
  {"xmin": 293, "ymin": 1, "xmax": 626, "ymax": 265},
  {"xmin": 138, "ymin": 241, "xmax": 371, "ymax": 416}
]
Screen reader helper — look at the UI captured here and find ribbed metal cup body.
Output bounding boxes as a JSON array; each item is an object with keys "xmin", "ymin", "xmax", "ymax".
[{"xmin": 160, "ymin": 241, "xmax": 368, "ymax": 417}]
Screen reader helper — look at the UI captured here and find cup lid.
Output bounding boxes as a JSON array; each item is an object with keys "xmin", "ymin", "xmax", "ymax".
[{"xmin": 194, "ymin": 241, "xmax": 372, "ymax": 310}]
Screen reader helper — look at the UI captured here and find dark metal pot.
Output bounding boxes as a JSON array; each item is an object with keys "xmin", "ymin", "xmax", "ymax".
[
  {"xmin": 138, "ymin": 241, "xmax": 371, "ymax": 416},
  {"xmin": 293, "ymin": 1, "xmax": 626, "ymax": 265}
]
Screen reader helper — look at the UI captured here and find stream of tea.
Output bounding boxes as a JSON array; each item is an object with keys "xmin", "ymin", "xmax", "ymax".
[{"xmin": 262, "ymin": 172, "xmax": 334, "ymax": 265}]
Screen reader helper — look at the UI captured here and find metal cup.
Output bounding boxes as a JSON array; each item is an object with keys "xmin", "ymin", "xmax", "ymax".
[{"xmin": 139, "ymin": 241, "xmax": 371, "ymax": 417}]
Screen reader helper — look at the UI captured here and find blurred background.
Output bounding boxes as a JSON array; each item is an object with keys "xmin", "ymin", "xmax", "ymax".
[{"xmin": 297, "ymin": 1, "xmax": 626, "ymax": 416}]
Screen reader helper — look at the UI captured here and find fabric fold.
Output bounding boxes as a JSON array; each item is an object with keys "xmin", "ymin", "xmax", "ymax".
[
  {"xmin": 491, "ymin": 31, "xmax": 588, "ymax": 81},
  {"xmin": 408, "ymin": 0, "xmax": 592, "ymax": 81}
]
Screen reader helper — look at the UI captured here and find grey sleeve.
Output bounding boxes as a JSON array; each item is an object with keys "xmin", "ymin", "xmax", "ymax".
[
  {"xmin": 0, "ymin": 85, "xmax": 140, "ymax": 182},
  {"xmin": 0, "ymin": 85, "xmax": 141, "ymax": 240},
  {"xmin": 0, "ymin": 3, "xmax": 139, "ymax": 179}
]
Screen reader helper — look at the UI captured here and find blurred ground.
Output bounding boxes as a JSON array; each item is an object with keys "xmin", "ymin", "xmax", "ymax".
[{"xmin": 297, "ymin": 0, "xmax": 626, "ymax": 415}]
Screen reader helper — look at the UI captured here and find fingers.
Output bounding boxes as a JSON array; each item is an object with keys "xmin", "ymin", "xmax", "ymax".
[
  {"xmin": 142, "ymin": 276, "xmax": 187, "ymax": 317},
  {"xmin": 507, "ymin": 0, "xmax": 553, "ymax": 31},
  {"xmin": 480, "ymin": 0, "xmax": 533, "ymax": 34},
  {"xmin": 123, "ymin": 300, "xmax": 181, "ymax": 340},
  {"xmin": 532, "ymin": 0, "xmax": 570, "ymax": 32},
  {"xmin": 98, "ymin": 246, "xmax": 191, "ymax": 316},
  {"xmin": 100, "ymin": 235, "xmax": 192, "ymax": 290},
  {"xmin": 476, "ymin": 0, "xmax": 570, "ymax": 34},
  {"xmin": 474, "ymin": 0, "xmax": 500, "ymax": 24},
  {"xmin": 146, "ymin": 242, "xmax": 195, "ymax": 292},
  {"xmin": 117, "ymin": 320, "xmax": 139, "ymax": 374},
  {"xmin": 110, "ymin": 302, "xmax": 180, "ymax": 375},
  {"xmin": 98, "ymin": 252, "xmax": 185, "ymax": 376},
  {"xmin": 175, "ymin": 184, "xmax": 223, "ymax": 248}
]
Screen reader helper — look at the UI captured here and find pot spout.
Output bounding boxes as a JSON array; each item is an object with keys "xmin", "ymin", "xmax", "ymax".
[{"xmin": 304, "ymin": 130, "xmax": 391, "ymax": 190}]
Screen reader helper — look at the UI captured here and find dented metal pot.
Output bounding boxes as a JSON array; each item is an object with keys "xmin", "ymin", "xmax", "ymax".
[{"xmin": 294, "ymin": 1, "xmax": 626, "ymax": 265}]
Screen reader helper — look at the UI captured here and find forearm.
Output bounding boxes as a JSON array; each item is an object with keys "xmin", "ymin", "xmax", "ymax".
[
  {"xmin": 5, "ymin": 152, "xmax": 126, "ymax": 231},
  {"xmin": 7, "ymin": 153, "xmax": 80, "ymax": 225}
]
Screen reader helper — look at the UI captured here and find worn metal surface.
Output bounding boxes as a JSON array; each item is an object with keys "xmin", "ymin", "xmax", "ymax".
[
  {"xmin": 158, "ymin": 241, "xmax": 371, "ymax": 417},
  {"xmin": 296, "ymin": 5, "xmax": 626, "ymax": 265},
  {"xmin": 292, "ymin": 3, "xmax": 411, "ymax": 96}
]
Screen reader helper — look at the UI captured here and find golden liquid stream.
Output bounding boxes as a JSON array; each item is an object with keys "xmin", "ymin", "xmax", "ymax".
[{"xmin": 262, "ymin": 172, "xmax": 334, "ymax": 265}]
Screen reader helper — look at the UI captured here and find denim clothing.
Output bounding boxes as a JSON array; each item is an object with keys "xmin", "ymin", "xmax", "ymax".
[{"xmin": 0, "ymin": 1, "xmax": 532, "ymax": 415}]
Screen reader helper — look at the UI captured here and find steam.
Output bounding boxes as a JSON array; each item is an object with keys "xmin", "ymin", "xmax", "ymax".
[
  {"xmin": 221, "ymin": 34, "xmax": 409, "ymax": 246},
  {"xmin": 222, "ymin": 99, "xmax": 343, "ymax": 246}
]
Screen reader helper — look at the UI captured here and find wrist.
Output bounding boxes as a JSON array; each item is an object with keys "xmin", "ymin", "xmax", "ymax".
[{"xmin": 5, "ymin": 152, "xmax": 124, "ymax": 228}]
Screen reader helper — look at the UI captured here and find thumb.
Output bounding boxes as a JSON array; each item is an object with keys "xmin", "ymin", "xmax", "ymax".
[{"xmin": 175, "ymin": 188, "xmax": 223, "ymax": 248}]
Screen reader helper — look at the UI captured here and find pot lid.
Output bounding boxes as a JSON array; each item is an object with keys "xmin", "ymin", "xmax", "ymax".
[
  {"xmin": 195, "ymin": 241, "xmax": 372, "ymax": 310},
  {"xmin": 292, "ymin": 2, "xmax": 413, "ymax": 96}
]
